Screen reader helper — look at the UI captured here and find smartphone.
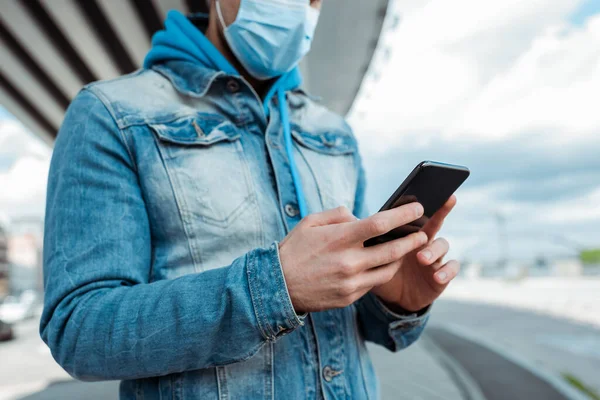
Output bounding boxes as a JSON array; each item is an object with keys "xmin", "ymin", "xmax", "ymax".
[{"xmin": 363, "ymin": 161, "xmax": 470, "ymax": 247}]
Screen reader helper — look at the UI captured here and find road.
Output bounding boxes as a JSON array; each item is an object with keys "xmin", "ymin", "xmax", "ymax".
[
  {"xmin": 1, "ymin": 300, "xmax": 598, "ymax": 399},
  {"xmin": 431, "ymin": 300, "xmax": 600, "ymax": 396}
]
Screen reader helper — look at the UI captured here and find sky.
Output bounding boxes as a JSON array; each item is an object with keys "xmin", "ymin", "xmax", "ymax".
[
  {"xmin": 1, "ymin": 0, "xmax": 599, "ymax": 263},
  {"xmin": 0, "ymin": 115, "xmax": 51, "ymax": 224},
  {"xmin": 348, "ymin": 0, "xmax": 600, "ymax": 262}
]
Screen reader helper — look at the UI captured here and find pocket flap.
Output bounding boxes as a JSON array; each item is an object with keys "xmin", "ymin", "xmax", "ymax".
[
  {"xmin": 291, "ymin": 127, "xmax": 356, "ymax": 155},
  {"xmin": 149, "ymin": 114, "xmax": 240, "ymax": 146}
]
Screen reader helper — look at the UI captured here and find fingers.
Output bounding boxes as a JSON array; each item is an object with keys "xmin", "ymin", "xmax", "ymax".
[
  {"xmin": 304, "ymin": 206, "xmax": 356, "ymax": 227},
  {"xmin": 433, "ymin": 260, "xmax": 460, "ymax": 285},
  {"xmin": 422, "ymin": 195, "xmax": 457, "ymax": 238},
  {"xmin": 360, "ymin": 231, "xmax": 428, "ymax": 268},
  {"xmin": 350, "ymin": 202, "xmax": 424, "ymax": 242},
  {"xmin": 359, "ymin": 260, "xmax": 402, "ymax": 289},
  {"xmin": 417, "ymin": 237, "xmax": 449, "ymax": 266}
]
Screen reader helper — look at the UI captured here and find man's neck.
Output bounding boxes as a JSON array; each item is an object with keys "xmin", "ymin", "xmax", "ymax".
[{"xmin": 205, "ymin": 12, "xmax": 271, "ymax": 98}]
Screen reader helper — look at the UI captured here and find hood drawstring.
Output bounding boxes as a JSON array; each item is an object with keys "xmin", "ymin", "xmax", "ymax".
[{"xmin": 278, "ymin": 89, "xmax": 308, "ymax": 218}]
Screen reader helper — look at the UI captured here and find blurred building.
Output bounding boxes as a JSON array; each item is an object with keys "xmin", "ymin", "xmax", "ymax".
[
  {"xmin": 461, "ymin": 256, "xmax": 590, "ymax": 279},
  {"xmin": 0, "ymin": 217, "xmax": 44, "ymax": 296},
  {"xmin": 0, "ymin": 223, "xmax": 8, "ymax": 296},
  {"xmin": 8, "ymin": 233, "xmax": 42, "ymax": 294}
]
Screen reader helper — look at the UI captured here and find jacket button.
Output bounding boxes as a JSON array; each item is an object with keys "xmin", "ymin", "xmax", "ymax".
[
  {"xmin": 322, "ymin": 366, "xmax": 343, "ymax": 382},
  {"xmin": 284, "ymin": 203, "xmax": 300, "ymax": 218},
  {"xmin": 226, "ymin": 79, "xmax": 240, "ymax": 93}
]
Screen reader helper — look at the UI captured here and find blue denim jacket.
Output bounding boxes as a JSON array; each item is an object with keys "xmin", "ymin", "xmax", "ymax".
[{"xmin": 41, "ymin": 60, "xmax": 429, "ymax": 399}]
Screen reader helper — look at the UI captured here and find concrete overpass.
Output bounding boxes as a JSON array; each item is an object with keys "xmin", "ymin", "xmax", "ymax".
[{"xmin": 0, "ymin": 0, "xmax": 389, "ymax": 144}]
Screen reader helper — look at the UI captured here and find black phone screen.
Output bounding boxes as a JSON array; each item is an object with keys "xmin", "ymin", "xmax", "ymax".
[{"xmin": 363, "ymin": 161, "xmax": 470, "ymax": 247}]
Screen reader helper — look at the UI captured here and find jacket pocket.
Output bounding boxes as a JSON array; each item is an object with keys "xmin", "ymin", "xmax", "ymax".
[
  {"xmin": 291, "ymin": 127, "xmax": 358, "ymax": 212},
  {"xmin": 149, "ymin": 114, "xmax": 254, "ymax": 229}
]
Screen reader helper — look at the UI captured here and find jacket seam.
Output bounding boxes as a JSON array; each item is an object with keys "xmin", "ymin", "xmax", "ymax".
[
  {"xmin": 84, "ymin": 87, "xmax": 138, "ymax": 173},
  {"xmin": 351, "ymin": 305, "xmax": 372, "ymax": 400},
  {"xmin": 149, "ymin": 135, "xmax": 204, "ymax": 272},
  {"xmin": 247, "ymin": 250, "xmax": 275, "ymax": 341},
  {"xmin": 293, "ymin": 142, "xmax": 325, "ymax": 211},
  {"xmin": 235, "ymin": 130, "xmax": 266, "ymax": 248},
  {"xmin": 272, "ymin": 251, "xmax": 295, "ymax": 330},
  {"xmin": 272, "ymin": 242, "xmax": 302, "ymax": 329}
]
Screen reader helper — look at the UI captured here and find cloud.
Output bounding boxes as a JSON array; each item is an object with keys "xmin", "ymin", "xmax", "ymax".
[
  {"xmin": 350, "ymin": 1, "xmax": 599, "ymax": 146},
  {"xmin": 349, "ymin": 0, "xmax": 600, "ymax": 261},
  {"xmin": 0, "ymin": 119, "xmax": 51, "ymax": 218},
  {"xmin": 362, "ymin": 131, "xmax": 600, "ymax": 208},
  {"xmin": 449, "ymin": 15, "xmax": 600, "ymax": 140},
  {"xmin": 0, "ymin": 120, "xmax": 50, "ymax": 163}
]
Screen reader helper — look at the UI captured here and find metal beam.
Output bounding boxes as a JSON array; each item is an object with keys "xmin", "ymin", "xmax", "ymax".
[
  {"xmin": 154, "ymin": 0, "xmax": 187, "ymax": 21},
  {"xmin": 41, "ymin": 0, "xmax": 121, "ymax": 81},
  {"xmin": 0, "ymin": 74, "xmax": 56, "ymax": 144},
  {"xmin": 75, "ymin": 0, "xmax": 138, "ymax": 74},
  {"xmin": 130, "ymin": 0, "xmax": 164, "ymax": 40},
  {"xmin": 0, "ymin": 41, "xmax": 65, "ymax": 128},
  {"xmin": 0, "ymin": 0, "xmax": 83, "ymax": 98},
  {"xmin": 20, "ymin": 0, "xmax": 97, "ymax": 84},
  {"xmin": 0, "ymin": 21, "xmax": 70, "ymax": 109},
  {"xmin": 96, "ymin": 0, "xmax": 152, "ymax": 68}
]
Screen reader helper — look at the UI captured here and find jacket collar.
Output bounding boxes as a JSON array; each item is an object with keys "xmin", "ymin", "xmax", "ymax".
[{"xmin": 152, "ymin": 60, "xmax": 228, "ymax": 98}]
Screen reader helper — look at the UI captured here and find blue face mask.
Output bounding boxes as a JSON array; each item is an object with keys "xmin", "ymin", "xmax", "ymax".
[{"xmin": 216, "ymin": 0, "xmax": 320, "ymax": 80}]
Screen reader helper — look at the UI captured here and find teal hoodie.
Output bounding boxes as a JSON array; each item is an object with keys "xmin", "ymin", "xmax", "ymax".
[{"xmin": 143, "ymin": 10, "xmax": 307, "ymax": 217}]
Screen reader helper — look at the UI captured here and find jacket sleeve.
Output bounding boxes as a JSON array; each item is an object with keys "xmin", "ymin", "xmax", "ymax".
[
  {"xmin": 40, "ymin": 89, "xmax": 303, "ymax": 381},
  {"xmin": 351, "ymin": 146, "xmax": 430, "ymax": 351}
]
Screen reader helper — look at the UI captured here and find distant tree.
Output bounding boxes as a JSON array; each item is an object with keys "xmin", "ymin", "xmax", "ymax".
[{"xmin": 580, "ymin": 249, "xmax": 600, "ymax": 265}]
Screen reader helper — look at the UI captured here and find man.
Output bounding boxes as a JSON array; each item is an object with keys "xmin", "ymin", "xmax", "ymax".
[{"xmin": 41, "ymin": 1, "xmax": 460, "ymax": 398}]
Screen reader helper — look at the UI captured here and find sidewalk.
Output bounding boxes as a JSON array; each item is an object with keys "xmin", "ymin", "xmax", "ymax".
[{"xmin": 368, "ymin": 338, "xmax": 471, "ymax": 400}]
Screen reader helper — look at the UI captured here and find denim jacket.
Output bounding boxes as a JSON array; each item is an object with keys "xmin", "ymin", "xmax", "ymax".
[{"xmin": 41, "ymin": 60, "xmax": 429, "ymax": 400}]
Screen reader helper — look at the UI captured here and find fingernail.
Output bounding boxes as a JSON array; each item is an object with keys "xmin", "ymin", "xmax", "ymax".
[
  {"xmin": 415, "ymin": 204, "xmax": 424, "ymax": 217},
  {"xmin": 437, "ymin": 271, "xmax": 448, "ymax": 282},
  {"xmin": 420, "ymin": 250, "xmax": 432, "ymax": 260}
]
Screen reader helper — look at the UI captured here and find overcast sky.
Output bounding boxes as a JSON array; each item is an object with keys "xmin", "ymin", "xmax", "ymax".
[
  {"xmin": 348, "ymin": 0, "xmax": 600, "ymax": 262},
  {"xmin": 1, "ymin": 0, "xmax": 599, "ymax": 263}
]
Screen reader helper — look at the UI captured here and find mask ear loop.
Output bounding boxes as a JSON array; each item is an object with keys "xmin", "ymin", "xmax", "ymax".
[{"xmin": 215, "ymin": 0, "xmax": 228, "ymax": 30}]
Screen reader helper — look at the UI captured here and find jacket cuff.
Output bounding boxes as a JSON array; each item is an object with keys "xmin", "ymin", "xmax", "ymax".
[
  {"xmin": 369, "ymin": 293, "xmax": 431, "ymax": 322},
  {"xmin": 247, "ymin": 242, "xmax": 304, "ymax": 342},
  {"xmin": 360, "ymin": 292, "xmax": 430, "ymax": 351}
]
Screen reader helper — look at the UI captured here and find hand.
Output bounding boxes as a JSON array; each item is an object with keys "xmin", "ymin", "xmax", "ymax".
[
  {"xmin": 371, "ymin": 196, "xmax": 460, "ymax": 312},
  {"xmin": 279, "ymin": 204, "xmax": 428, "ymax": 314}
]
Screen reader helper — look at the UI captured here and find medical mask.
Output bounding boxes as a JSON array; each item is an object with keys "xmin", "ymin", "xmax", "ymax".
[{"xmin": 216, "ymin": 0, "xmax": 320, "ymax": 80}]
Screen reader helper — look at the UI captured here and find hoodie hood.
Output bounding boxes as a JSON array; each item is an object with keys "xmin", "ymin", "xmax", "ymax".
[{"xmin": 143, "ymin": 10, "xmax": 302, "ymax": 115}]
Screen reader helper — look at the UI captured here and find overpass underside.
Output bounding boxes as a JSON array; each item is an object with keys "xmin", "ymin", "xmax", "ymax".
[{"xmin": 0, "ymin": 0, "xmax": 389, "ymax": 144}]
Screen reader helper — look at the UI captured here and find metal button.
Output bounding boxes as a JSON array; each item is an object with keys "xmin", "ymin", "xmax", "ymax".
[
  {"xmin": 322, "ymin": 366, "xmax": 343, "ymax": 382},
  {"xmin": 284, "ymin": 203, "xmax": 300, "ymax": 218},
  {"xmin": 226, "ymin": 79, "xmax": 240, "ymax": 93}
]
